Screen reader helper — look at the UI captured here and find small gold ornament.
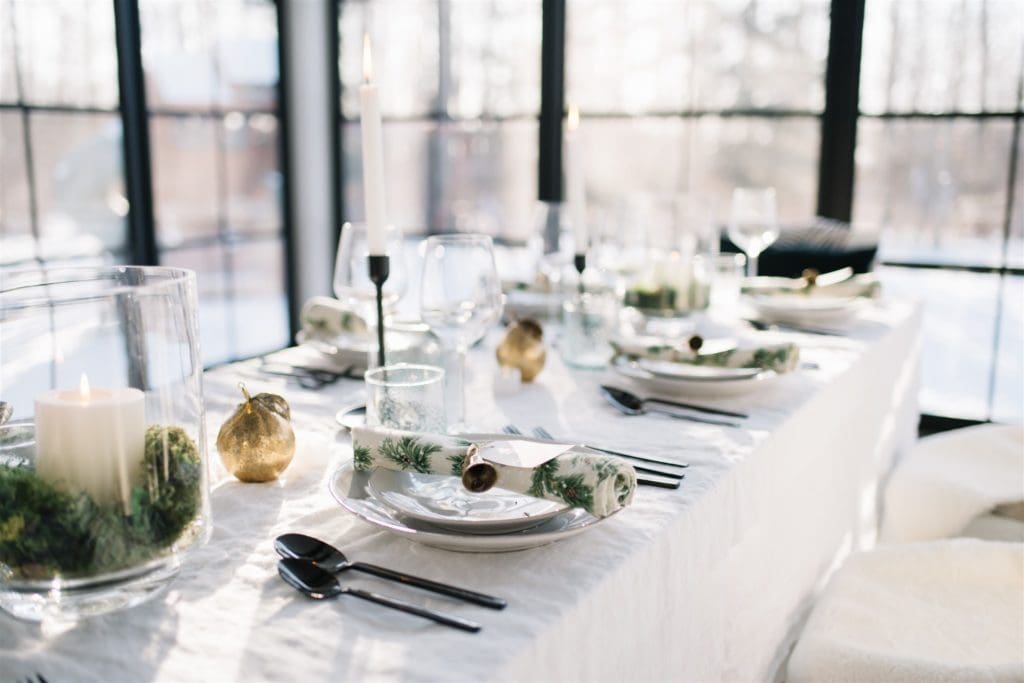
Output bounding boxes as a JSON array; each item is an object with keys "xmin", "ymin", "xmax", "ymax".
[
  {"xmin": 217, "ymin": 383, "xmax": 295, "ymax": 482},
  {"xmin": 495, "ymin": 319, "xmax": 546, "ymax": 382},
  {"xmin": 802, "ymin": 268, "xmax": 819, "ymax": 287}
]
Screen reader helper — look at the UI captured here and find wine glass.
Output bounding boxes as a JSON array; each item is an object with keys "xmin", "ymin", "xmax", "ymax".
[
  {"xmin": 333, "ymin": 222, "xmax": 406, "ymax": 350},
  {"xmin": 419, "ymin": 234, "xmax": 503, "ymax": 431},
  {"xmin": 727, "ymin": 187, "xmax": 779, "ymax": 277}
]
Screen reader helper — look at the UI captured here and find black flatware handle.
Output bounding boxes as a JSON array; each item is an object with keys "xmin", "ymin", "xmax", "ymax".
[
  {"xmin": 649, "ymin": 406, "xmax": 740, "ymax": 428},
  {"xmin": 351, "ymin": 562, "xmax": 507, "ymax": 610},
  {"xmin": 631, "ymin": 463, "xmax": 686, "ymax": 479},
  {"xmin": 637, "ymin": 474, "xmax": 683, "ymax": 489},
  {"xmin": 582, "ymin": 444, "xmax": 689, "ymax": 470},
  {"xmin": 344, "ymin": 587, "xmax": 481, "ymax": 632},
  {"xmin": 645, "ymin": 397, "xmax": 748, "ymax": 419}
]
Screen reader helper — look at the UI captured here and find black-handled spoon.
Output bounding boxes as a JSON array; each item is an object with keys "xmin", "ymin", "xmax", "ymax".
[
  {"xmin": 600, "ymin": 386, "xmax": 741, "ymax": 427},
  {"xmin": 274, "ymin": 533, "xmax": 507, "ymax": 610},
  {"xmin": 278, "ymin": 559, "xmax": 481, "ymax": 633}
]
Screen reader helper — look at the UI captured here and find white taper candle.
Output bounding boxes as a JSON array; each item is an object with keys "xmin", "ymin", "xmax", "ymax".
[
  {"xmin": 360, "ymin": 34, "xmax": 387, "ymax": 256},
  {"xmin": 565, "ymin": 104, "xmax": 588, "ymax": 255}
]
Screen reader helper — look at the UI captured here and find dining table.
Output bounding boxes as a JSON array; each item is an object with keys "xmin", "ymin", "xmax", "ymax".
[{"xmin": 0, "ymin": 301, "xmax": 921, "ymax": 683}]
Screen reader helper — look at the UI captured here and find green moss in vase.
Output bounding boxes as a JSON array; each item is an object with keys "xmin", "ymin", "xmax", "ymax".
[
  {"xmin": 0, "ymin": 424, "xmax": 202, "ymax": 579},
  {"xmin": 624, "ymin": 285, "xmax": 678, "ymax": 312}
]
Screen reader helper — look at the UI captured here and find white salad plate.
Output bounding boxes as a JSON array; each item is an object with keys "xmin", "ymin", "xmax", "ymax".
[
  {"xmin": 365, "ymin": 468, "xmax": 570, "ymax": 535},
  {"xmin": 329, "ymin": 463, "xmax": 609, "ymax": 553},
  {"xmin": 611, "ymin": 355, "xmax": 780, "ymax": 397}
]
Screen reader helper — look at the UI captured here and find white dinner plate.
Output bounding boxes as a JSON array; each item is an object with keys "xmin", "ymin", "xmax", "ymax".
[
  {"xmin": 748, "ymin": 294, "xmax": 862, "ymax": 324},
  {"xmin": 365, "ymin": 468, "xmax": 569, "ymax": 535},
  {"xmin": 328, "ymin": 463, "xmax": 610, "ymax": 552},
  {"xmin": 611, "ymin": 355, "xmax": 780, "ymax": 398},
  {"xmin": 636, "ymin": 358, "xmax": 763, "ymax": 381}
]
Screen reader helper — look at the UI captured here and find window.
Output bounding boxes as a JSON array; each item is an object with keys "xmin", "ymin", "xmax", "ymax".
[
  {"xmin": 338, "ymin": 0, "xmax": 541, "ymax": 241},
  {"xmin": 140, "ymin": 0, "xmax": 289, "ymax": 364},
  {"xmin": 334, "ymin": 0, "xmax": 1022, "ymax": 423},
  {"xmin": 855, "ymin": 0, "xmax": 1023, "ymax": 421},
  {"xmin": 0, "ymin": 0, "xmax": 290, "ymax": 367},
  {"xmin": 0, "ymin": 0, "xmax": 126, "ymax": 266}
]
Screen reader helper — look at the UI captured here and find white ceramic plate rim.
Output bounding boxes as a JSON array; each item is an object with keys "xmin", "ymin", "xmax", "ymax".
[
  {"xmin": 328, "ymin": 463, "xmax": 611, "ymax": 553},
  {"xmin": 364, "ymin": 468, "xmax": 569, "ymax": 533},
  {"xmin": 635, "ymin": 358, "xmax": 763, "ymax": 381},
  {"xmin": 612, "ymin": 357, "xmax": 780, "ymax": 396},
  {"xmin": 749, "ymin": 294, "xmax": 860, "ymax": 313}
]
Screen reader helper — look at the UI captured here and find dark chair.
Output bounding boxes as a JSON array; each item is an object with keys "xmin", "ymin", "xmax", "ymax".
[{"xmin": 721, "ymin": 217, "xmax": 878, "ymax": 277}]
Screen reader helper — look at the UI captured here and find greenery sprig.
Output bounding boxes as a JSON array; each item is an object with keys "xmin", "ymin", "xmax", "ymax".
[{"xmin": 0, "ymin": 424, "xmax": 202, "ymax": 580}]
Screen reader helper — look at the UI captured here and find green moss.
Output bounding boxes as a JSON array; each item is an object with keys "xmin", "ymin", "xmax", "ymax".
[{"xmin": 0, "ymin": 424, "xmax": 202, "ymax": 580}]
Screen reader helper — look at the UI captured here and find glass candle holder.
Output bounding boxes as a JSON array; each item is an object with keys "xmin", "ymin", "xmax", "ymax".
[
  {"xmin": 364, "ymin": 364, "xmax": 446, "ymax": 433},
  {"xmin": 0, "ymin": 266, "xmax": 211, "ymax": 622}
]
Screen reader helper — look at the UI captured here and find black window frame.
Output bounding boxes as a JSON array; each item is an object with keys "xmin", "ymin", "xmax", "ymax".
[{"xmin": 1, "ymin": 0, "xmax": 297, "ymax": 365}]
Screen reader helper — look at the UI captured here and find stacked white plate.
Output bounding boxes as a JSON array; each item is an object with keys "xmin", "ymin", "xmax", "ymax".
[
  {"xmin": 748, "ymin": 293, "xmax": 864, "ymax": 326},
  {"xmin": 611, "ymin": 355, "xmax": 780, "ymax": 398},
  {"xmin": 329, "ymin": 462, "xmax": 613, "ymax": 553}
]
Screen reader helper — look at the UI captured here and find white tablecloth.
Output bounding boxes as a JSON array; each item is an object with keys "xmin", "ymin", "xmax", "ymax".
[{"xmin": 0, "ymin": 304, "xmax": 920, "ymax": 683}]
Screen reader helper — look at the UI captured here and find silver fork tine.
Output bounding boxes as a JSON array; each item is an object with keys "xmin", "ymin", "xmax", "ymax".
[
  {"xmin": 503, "ymin": 424, "xmax": 523, "ymax": 435},
  {"xmin": 533, "ymin": 426, "xmax": 554, "ymax": 440}
]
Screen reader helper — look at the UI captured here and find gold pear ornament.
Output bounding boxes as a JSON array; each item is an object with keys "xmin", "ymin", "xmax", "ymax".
[
  {"xmin": 217, "ymin": 383, "xmax": 296, "ymax": 482},
  {"xmin": 495, "ymin": 319, "xmax": 546, "ymax": 382}
]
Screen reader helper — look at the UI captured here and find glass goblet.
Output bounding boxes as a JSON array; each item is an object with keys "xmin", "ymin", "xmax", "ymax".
[
  {"xmin": 332, "ymin": 222, "xmax": 406, "ymax": 352},
  {"xmin": 419, "ymin": 234, "xmax": 504, "ymax": 431},
  {"xmin": 727, "ymin": 187, "xmax": 779, "ymax": 277}
]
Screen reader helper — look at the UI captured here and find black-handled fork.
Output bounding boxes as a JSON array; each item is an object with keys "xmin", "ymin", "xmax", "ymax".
[{"xmin": 502, "ymin": 425, "xmax": 684, "ymax": 489}]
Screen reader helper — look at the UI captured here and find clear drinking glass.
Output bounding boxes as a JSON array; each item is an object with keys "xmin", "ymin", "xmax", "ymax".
[
  {"xmin": 697, "ymin": 253, "xmax": 747, "ymax": 320},
  {"xmin": 365, "ymin": 364, "xmax": 446, "ymax": 433},
  {"xmin": 419, "ymin": 234, "xmax": 504, "ymax": 431},
  {"xmin": 561, "ymin": 291, "xmax": 618, "ymax": 369},
  {"xmin": 727, "ymin": 187, "xmax": 779, "ymax": 277},
  {"xmin": 333, "ymin": 222, "xmax": 407, "ymax": 334}
]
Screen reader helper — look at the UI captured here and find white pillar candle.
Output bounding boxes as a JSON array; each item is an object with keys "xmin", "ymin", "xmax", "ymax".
[
  {"xmin": 34, "ymin": 374, "xmax": 145, "ymax": 514},
  {"xmin": 565, "ymin": 104, "xmax": 588, "ymax": 255},
  {"xmin": 360, "ymin": 34, "xmax": 388, "ymax": 257}
]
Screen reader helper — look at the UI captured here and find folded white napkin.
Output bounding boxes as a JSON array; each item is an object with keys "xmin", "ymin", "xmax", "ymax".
[
  {"xmin": 743, "ymin": 270, "xmax": 881, "ymax": 299},
  {"xmin": 610, "ymin": 337, "xmax": 799, "ymax": 374},
  {"xmin": 351, "ymin": 426, "xmax": 636, "ymax": 518},
  {"xmin": 299, "ymin": 296, "xmax": 367, "ymax": 338},
  {"xmin": 881, "ymin": 424, "xmax": 1024, "ymax": 543},
  {"xmin": 787, "ymin": 539, "xmax": 1024, "ymax": 683}
]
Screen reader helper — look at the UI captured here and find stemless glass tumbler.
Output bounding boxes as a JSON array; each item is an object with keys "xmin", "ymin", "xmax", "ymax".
[
  {"xmin": 0, "ymin": 266, "xmax": 211, "ymax": 621},
  {"xmin": 419, "ymin": 235, "xmax": 504, "ymax": 431}
]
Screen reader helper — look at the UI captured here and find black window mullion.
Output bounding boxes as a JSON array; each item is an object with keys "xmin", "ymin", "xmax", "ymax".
[
  {"xmin": 276, "ymin": 0, "xmax": 300, "ymax": 338},
  {"xmin": 328, "ymin": 0, "xmax": 343, "ymax": 250},
  {"xmin": 816, "ymin": 0, "xmax": 865, "ymax": 223},
  {"xmin": 113, "ymin": 0, "xmax": 158, "ymax": 267}
]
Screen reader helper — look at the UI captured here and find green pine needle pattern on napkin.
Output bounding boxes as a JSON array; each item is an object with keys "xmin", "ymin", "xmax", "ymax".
[{"xmin": 350, "ymin": 426, "xmax": 637, "ymax": 518}]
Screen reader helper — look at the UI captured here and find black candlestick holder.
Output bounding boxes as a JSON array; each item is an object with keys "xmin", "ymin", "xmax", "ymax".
[
  {"xmin": 367, "ymin": 254, "xmax": 390, "ymax": 368},
  {"xmin": 574, "ymin": 253, "xmax": 586, "ymax": 294}
]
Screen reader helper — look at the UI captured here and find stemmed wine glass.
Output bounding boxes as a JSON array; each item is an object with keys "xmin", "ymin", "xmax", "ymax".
[
  {"xmin": 419, "ymin": 234, "xmax": 503, "ymax": 431},
  {"xmin": 333, "ymin": 222, "xmax": 406, "ymax": 352},
  {"xmin": 727, "ymin": 187, "xmax": 779, "ymax": 277}
]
